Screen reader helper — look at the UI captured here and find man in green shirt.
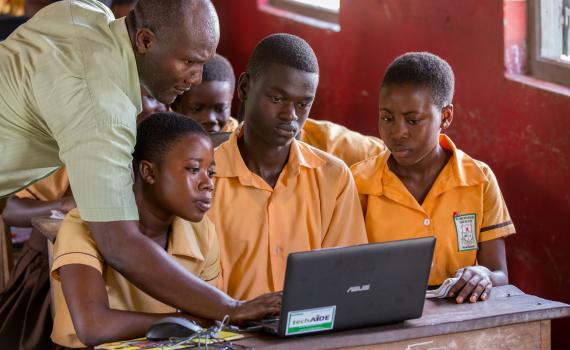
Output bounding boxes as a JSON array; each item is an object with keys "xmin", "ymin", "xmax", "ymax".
[{"xmin": 0, "ymin": 0, "xmax": 279, "ymax": 322}]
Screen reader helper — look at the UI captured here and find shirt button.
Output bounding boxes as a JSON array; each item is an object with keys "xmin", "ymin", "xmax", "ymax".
[{"xmin": 423, "ymin": 218, "xmax": 431, "ymax": 226}]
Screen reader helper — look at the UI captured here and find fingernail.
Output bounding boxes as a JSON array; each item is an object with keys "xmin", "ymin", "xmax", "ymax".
[
  {"xmin": 449, "ymin": 292, "xmax": 454, "ymax": 297},
  {"xmin": 456, "ymin": 297, "xmax": 463, "ymax": 303},
  {"xmin": 481, "ymin": 293, "xmax": 487, "ymax": 300}
]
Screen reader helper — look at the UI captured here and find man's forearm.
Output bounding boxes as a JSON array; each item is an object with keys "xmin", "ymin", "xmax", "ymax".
[{"xmin": 87, "ymin": 220, "xmax": 238, "ymax": 319}]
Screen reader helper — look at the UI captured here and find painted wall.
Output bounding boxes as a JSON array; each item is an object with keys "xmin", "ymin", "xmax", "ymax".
[{"xmin": 211, "ymin": 0, "xmax": 570, "ymax": 346}]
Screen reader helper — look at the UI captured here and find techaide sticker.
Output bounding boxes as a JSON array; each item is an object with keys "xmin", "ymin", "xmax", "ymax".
[
  {"xmin": 453, "ymin": 213, "xmax": 478, "ymax": 251},
  {"xmin": 285, "ymin": 306, "xmax": 336, "ymax": 335}
]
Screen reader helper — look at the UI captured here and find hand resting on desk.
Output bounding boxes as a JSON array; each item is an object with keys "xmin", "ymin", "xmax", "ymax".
[{"xmin": 447, "ymin": 238, "xmax": 509, "ymax": 304}]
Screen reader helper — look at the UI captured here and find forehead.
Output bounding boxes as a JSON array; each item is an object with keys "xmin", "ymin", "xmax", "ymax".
[
  {"xmin": 183, "ymin": 81, "xmax": 234, "ymax": 102},
  {"xmin": 254, "ymin": 64, "xmax": 318, "ymax": 95},
  {"xmin": 159, "ymin": 21, "xmax": 217, "ymax": 60},
  {"xmin": 164, "ymin": 134, "xmax": 213, "ymax": 160},
  {"xmin": 379, "ymin": 84, "xmax": 434, "ymax": 109}
]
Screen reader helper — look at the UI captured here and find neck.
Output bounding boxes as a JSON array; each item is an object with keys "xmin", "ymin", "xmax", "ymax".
[
  {"xmin": 133, "ymin": 181, "xmax": 174, "ymax": 241},
  {"xmin": 238, "ymin": 127, "xmax": 291, "ymax": 187}
]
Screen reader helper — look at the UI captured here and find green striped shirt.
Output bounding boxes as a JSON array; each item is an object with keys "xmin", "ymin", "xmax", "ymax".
[{"xmin": 0, "ymin": 0, "xmax": 142, "ymax": 221}]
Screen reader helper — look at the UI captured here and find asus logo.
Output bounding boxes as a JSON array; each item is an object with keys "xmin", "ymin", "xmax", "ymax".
[{"xmin": 346, "ymin": 284, "xmax": 370, "ymax": 293}]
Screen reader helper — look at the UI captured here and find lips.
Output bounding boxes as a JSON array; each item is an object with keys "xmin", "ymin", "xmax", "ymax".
[
  {"xmin": 275, "ymin": 124, "xmax": 296, "ymax": 137},
  {"xmin": 195, "ymin": 198, "xmax": 211, "ymax": 212},
  {"xmin": 390, "ymin": 146, "xmax": 413, "ymax": 158}
]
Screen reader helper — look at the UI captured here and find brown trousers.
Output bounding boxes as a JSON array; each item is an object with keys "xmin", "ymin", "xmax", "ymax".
[{"xmin": 0, "ymin": 225, "xmax": 57, "ymax": 350}]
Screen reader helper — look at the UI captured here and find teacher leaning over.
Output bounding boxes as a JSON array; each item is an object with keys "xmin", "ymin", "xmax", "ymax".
[{"xmin": 0, "ymin": 0, "xmax": 276, "ymax": 321}]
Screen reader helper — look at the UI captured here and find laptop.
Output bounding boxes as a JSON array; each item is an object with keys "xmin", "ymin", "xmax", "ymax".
[{"xmin": 253, "ymin": 237, "xmax": 435, "ymax": 336}]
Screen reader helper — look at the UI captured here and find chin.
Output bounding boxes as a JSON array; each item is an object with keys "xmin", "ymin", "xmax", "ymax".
[
  {"xmin": 185, "ymin": 211, "xmax": 206, "ymax": 223},
  {"xmin": 155, "ymin": 91, "xmax": 176, "ymax": 105}
]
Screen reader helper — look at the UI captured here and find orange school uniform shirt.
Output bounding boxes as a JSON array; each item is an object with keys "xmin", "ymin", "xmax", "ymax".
[
  {"xmin": 15, "ymin": 167, "xmax": 70, "ymax": 201},
  {"xmin": 209, "ymin": 127, "xmax": 368, "ymax": 300},
  {"xmin": 51, "ymin": 209, "xmax": 221, "ymax": 348},
  {"xmin": 350, "ymin": 135, "xmax": 515, "ymax": 286}
]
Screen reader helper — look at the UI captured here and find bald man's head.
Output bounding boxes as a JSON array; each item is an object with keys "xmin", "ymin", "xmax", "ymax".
[
  {"xmin": 128, "ymin": 0, "xmax": 220, "ymax": 104},
  {"xmin": 133, "ymin": 0, "xmax": 218, "ymax": 41}
]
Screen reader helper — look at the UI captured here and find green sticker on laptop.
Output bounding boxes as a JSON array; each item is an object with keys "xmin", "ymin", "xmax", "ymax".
[{"xmin": 285, "ymin": 306, "xmax": 336, "ymax": 335}]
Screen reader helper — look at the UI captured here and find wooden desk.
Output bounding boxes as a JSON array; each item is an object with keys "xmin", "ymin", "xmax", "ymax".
[{"xmin": 235, "ymin": 285, "xmax": 570, "ymax": 349}]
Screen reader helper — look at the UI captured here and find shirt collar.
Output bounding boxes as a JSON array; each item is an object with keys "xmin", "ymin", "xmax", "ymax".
[
  {"xmin": 353, "ymin": 134, "xmax": 487, "ymax": 196},
  {"xmin": 215, "ymin": 123, "xmax": 326, "ymax": 188},
  {"xmin": 167, "ymin": 217, "xmax": 205, "ymax": 261},
  {"xmin": 109, "ymin": 17, "xmax": 142, "ymax": 115}
]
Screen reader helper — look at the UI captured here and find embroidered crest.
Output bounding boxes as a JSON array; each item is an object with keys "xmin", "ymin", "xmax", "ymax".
[{"xmin": 453, "ymin": 213, "xmax": 478, "ymax": 251}]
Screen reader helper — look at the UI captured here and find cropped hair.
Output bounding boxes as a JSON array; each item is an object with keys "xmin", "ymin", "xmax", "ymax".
[
  {"xmin": 202, "ymin": 54, "xmax": 236, "ymax": 90},
  {"xmin": 246, "ymin": 33, "xmax": 319, "ymax": 79},
  {"xmin": 382, "ymin": 52, "xmax": 455, "ymax": 107},
  {"xmin": 134, "ymin": 112, "xmax": 209, "ymax": 165}
]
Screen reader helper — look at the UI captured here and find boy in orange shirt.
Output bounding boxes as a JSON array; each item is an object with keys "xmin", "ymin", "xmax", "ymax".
[
  {"xmin": 208, "ymin": 34, "xmax": 367, "ymax": 300},
  {"xmin": 351, "ymin": 52, "xmax": 515, "ymax": 304}
]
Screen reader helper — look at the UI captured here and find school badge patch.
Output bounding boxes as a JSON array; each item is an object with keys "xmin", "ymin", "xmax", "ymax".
[{"xmin": 453, "ymin": 213, "xmax": 478, "ymax": 251}]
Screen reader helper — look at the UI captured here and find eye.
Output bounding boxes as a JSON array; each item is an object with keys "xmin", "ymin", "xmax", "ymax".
[
  {"xmin": 380, "ymin": 114, "xmax": 393, "ymax": 122},
  {"xmin": 189, "ymin": 105, "xmax": 202, "ymax": 113},
  {"xmin": 297, "ymin": 101, "xmax": 311, "ymax": 109},
  {"xmin": 186, "ymin": 167, "xmax": 200, "ymax": 174},
  {"xmin": 215, "ymin": 105, "xmax": 228, "ymax": 113},
  {"xmin": 407, "ymin": 119, "xmax": 420, "ymax": 125},
  {"xmin": 207, "ymin": 169, "xmax": 216, "ymax": 178},
  {"xmin": 271, "ymin": 96, "xmax": 282, "ymax": 103}
]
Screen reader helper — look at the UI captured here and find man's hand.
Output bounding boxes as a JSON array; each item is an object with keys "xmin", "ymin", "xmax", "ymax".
[
  {"xmin": 447, "ymin": 266, "xmax": 493, "ymax": 303},
  {"xmin": 229, "ymin": 292, "xmax": 282, "ymax": 324}
]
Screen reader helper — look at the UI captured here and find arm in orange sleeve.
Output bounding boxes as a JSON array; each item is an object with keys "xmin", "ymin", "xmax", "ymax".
[{"xmin": 321, "ymin": 165, "xmax": 368, "ymax": 248}]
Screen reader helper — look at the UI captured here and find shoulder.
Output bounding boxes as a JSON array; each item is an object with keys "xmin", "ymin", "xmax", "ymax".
[
  {"xmin": 350, "ymin": 150, "xmax": 389, "ymax": 179},
  {"xmin": 453, "ymin": 148, "xmax": 496, "ymax": 186},
  {"xmin": 53, "ymin": 208, "xmax": 98, "ymax": 259},
  {"xmin": 58, "ymin": 208, "xmax": 89, "ymax": 237},
  {"xmin": 299, "ymin": 140, "xmax": 350, "ymax": 175}
]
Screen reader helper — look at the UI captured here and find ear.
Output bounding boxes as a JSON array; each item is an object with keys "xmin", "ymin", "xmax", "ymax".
[
  {"xmin": 237, "ymin": 72, "xmax": 250, "ymax": 102},
  {"xmin": 134, "ymin": 28, "xmax": 156, "ymax": 55},
  {"xmin": 440, "ymin": 104, "xmax": 454, "ymax": 130},
  {"xmin": 138, "ymin": 160, "xmax": 158, "ymax": 184}
]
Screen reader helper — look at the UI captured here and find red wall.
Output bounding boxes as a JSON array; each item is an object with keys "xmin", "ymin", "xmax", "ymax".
[{"xmin": 212, "ymin": 0, "xmax": 570, "ymax": 346}]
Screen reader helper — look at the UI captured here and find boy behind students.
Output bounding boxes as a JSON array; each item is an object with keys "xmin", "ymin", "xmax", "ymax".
[
  {"xmin": 51, "ymin": 113, "xmax": 281, "ymax": 348},
  {"xmin": 351, "ymin": 52, "xmax": 515, "ymax": 303},
  {"xmin": 171, "ymin": 54, "xmax": 238, "ymax": 133},
  {"xmin": 208, "ymin": 34, "xmax": 368, "ymax": 301}
]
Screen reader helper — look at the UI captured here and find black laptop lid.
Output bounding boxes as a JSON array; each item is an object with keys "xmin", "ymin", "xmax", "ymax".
[{"xmin": 278, "ymin": 237, "xmax": 435, "ymax": 336}]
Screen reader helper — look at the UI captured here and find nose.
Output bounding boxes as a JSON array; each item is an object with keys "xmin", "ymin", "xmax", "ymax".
[
  {"xmin": 198, "ymin": 171, "xmax": 214, "ymax": 192},
  {"xmin": 278, "ymin": 102, "xmax": 298, "ymax": 122},
  {"xmin": 202, "ymin": 111, "xmax": 220, "ymax": 132},
  {"xmin": 391, "ymin": 118, "xmax": 410, "ymax": 140}
]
